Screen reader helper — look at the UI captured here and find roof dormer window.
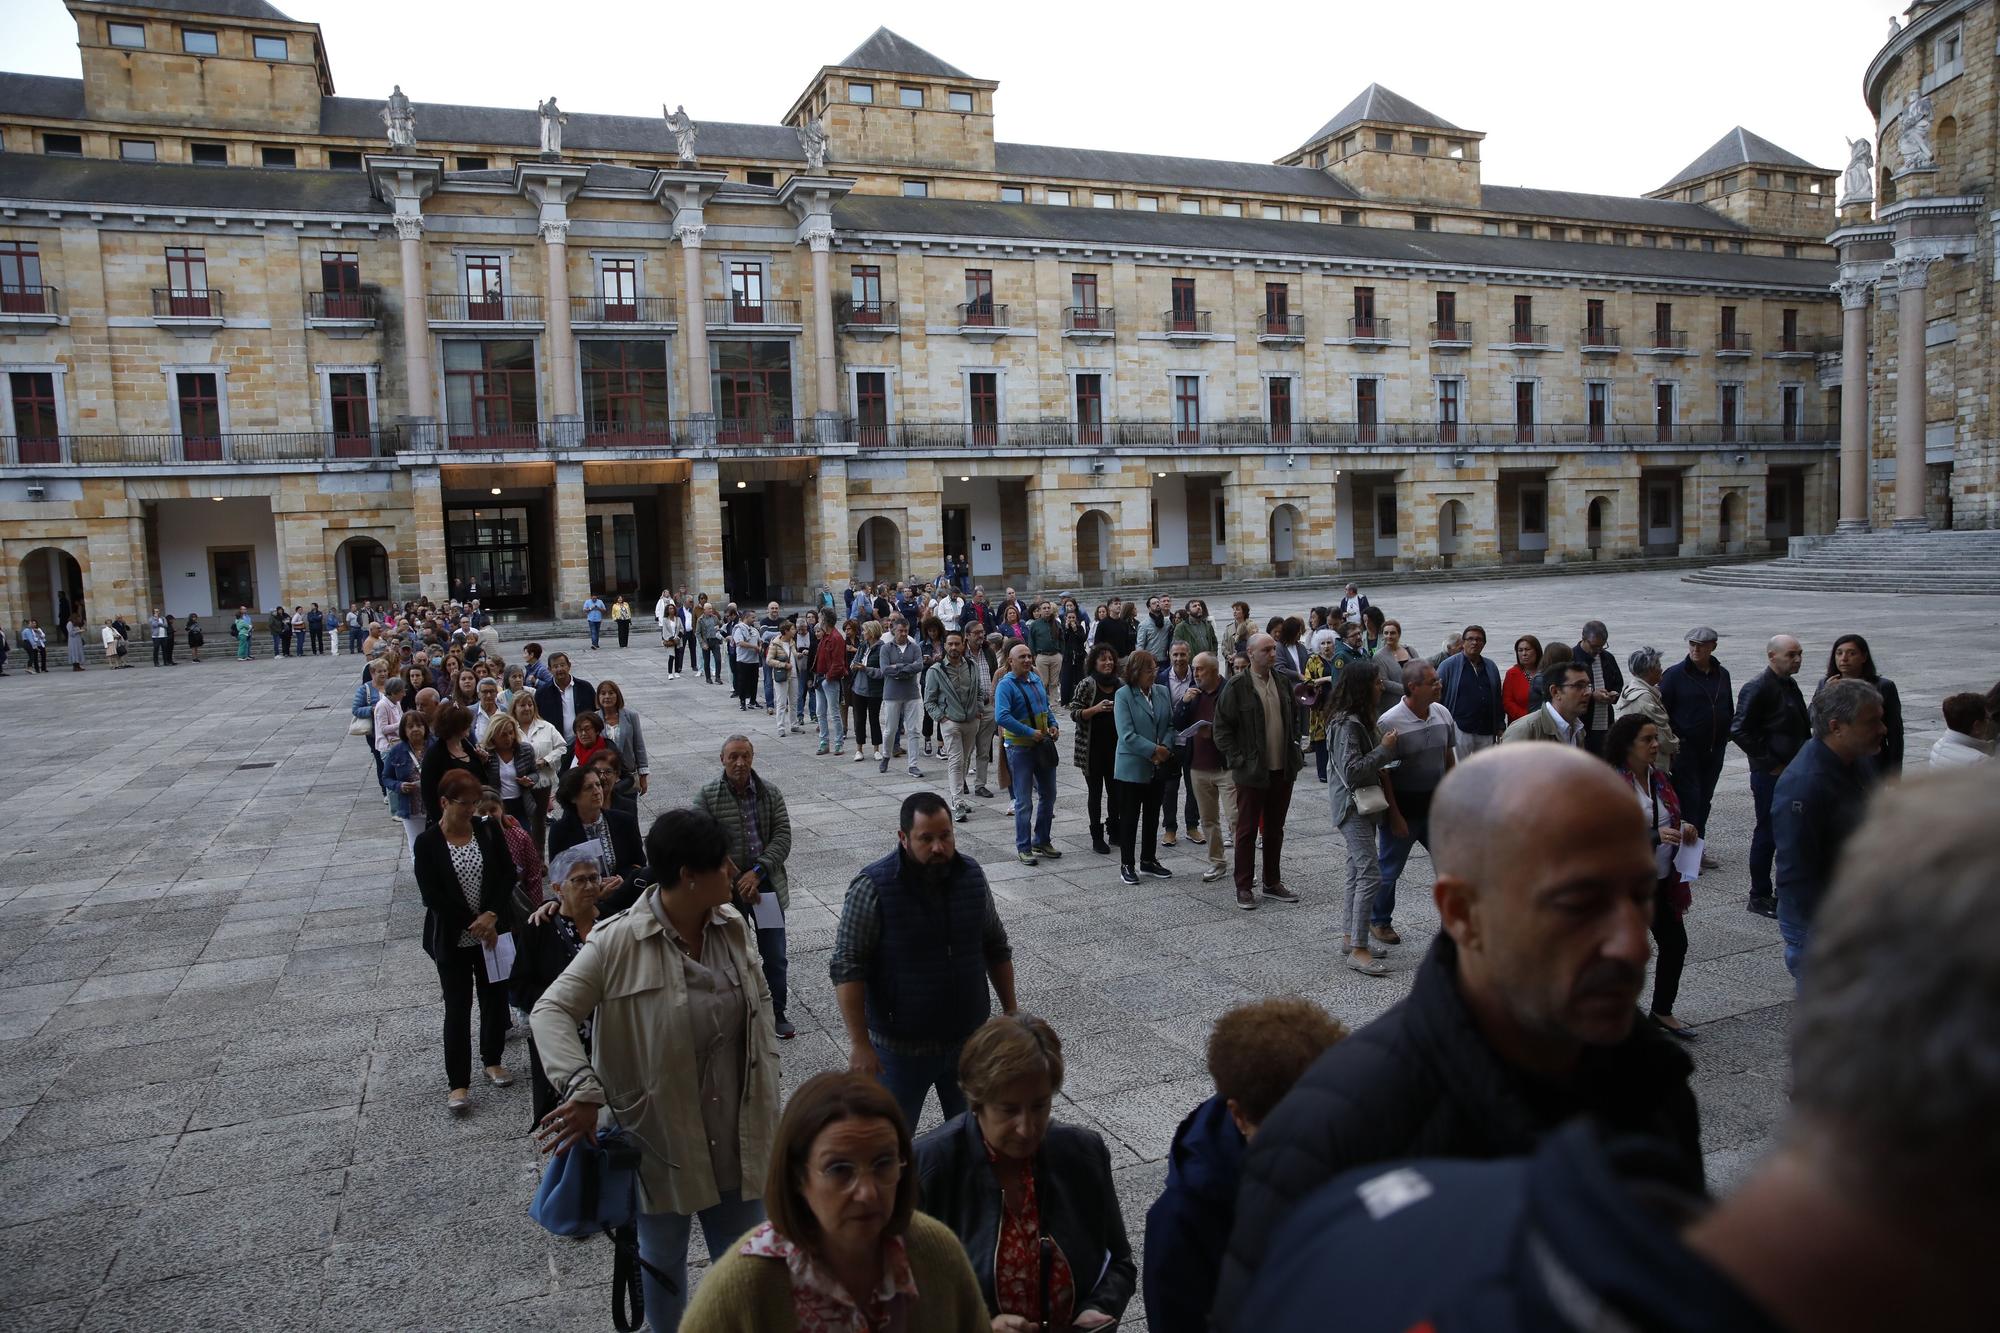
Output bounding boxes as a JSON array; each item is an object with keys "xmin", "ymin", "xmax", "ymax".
[
  {"xmin": 253, "ymin": 35, "xmax": 288, "ymax": 61},
  {"xmin": 848, "ymin": 83, "xmax": 874, "ymax": 104},
  {"xmin": 182, "ymin": 29, "xmax": 218, "ymax": 55},
  {"xmin": 107, "ymin": 21, "xmax": 145, "ymax": 48},
  {"xmin": 899, "ymin": 86, "xmax": 923, "ymax": 107},
  {"xmin": 948, "ymin": 90, "xmax": 973, "ymax": 112}
]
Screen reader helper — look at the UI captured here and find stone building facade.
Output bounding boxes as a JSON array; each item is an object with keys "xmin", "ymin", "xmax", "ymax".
[{"xmin": 3, "ymin": 0, "xmax": 1914, "ymax": 625}]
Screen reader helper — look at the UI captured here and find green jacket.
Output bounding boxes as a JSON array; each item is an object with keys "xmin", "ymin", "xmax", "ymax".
[
  {"xmin": 1025, "ymin": 617, "xmax": 1062, "ymax": 656},
  {"xmin": 1172, "ymin": 616, "xmax": 1219, "ymax": 658},
  {"xmin": 1212, "ymin": 668, "xmax": 1304, "ymax": 787},
  {"xmin": 694, "ymin": 773, "xmax": 792, "ymax": 912}
]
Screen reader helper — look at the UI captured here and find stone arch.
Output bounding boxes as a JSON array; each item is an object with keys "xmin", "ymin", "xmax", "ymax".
[
  {"xmin": 1268, "ymin": 503, "xmax": 1301, "ymax": 575},
  {"xmin": 17, "ymin": 544, "xmax": 87, "ymax": 633},
  {"xmin": 854, "ymin": 516, "xmax": 901, "ymax": 585},
  {"xmin": 336, "ymin": 535, "xmax": 391, "ymax": 607},
  {"xmin": 1075, "ymin": 509, "xmax": 1112, "ymax": 587},
  {"xmin": 1719, "ymin": 491, "xmax": 1744, "ymax": 552},
  {"xmin": 1586, "ymin": 497, "xmax": 1609, "ymax": 551},
  {"xmin": 1437, "ymin": 500, "xmax": 1467, "ymax": 568}
]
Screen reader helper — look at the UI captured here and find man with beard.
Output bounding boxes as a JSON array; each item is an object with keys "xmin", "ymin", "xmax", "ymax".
[
  {"xmin": 831, "ymin": 791, "xmax": 1018, "ymax": 1129},
  {"xmin": 1137, "ymin": 594, "xmax": 1176, "ymax": 662},
  {"xmin": 1212, "ymin": 744, "xmax": 1701, "ymax": 1329}
]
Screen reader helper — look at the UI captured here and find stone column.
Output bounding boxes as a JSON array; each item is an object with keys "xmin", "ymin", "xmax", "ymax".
[
  {"xmin": 552, "ymin": 462, "xmax": 591, "ymax": 615},
  {"xmin": 806, "ymin": 456, "xmax": 851, "ymax": 587},
  {"xmin": 395, "ymin": 213, "xmax": 435, "ymax": 426},
  {"xmin": 675, "ymin": 216, "xmax": 714, "ymax": 434},
  {"xmin": 803, "ymin": 223, "xmax": 839, "ymax": 440},
  {"xmin": 1889, "ymin": 257, "xmax": 1935, "ymax": 530},
  {"xmin": 681, "ymin": 459, "xmax": 726, "ymax": 596},
  {"xmin": 541, "ymin": 219, "xmax": 578, "ymax": 427},
  {"xmin": 410, "ymin": 465, "xmax": 448, "ymax": 602},
  {"xmin": 1833, "ymin": 277, "xmax": 1873, "ymax": 531}
]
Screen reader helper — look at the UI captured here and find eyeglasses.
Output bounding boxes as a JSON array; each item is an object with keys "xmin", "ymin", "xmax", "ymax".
[{"xmin": 815, "ymin": 1154, "xmax": 905, "ymax": 1193}]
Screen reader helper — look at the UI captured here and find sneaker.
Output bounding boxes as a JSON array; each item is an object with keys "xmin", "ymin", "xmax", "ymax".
[
  {"xmin": 974, "ymin": 785, "xmax": 994, "ymax": 799},
  {"xmin": 1162, "ymin": 830, "xmax": 1178, "ymax": 847},
  {"xmin": 833, "ymin": 745, "xmax": 844, "ymax": 756},
  {"xmin": 852, "ymin": 749, "xmax": 866, "ymax": 763},
  {"xmin": 924, "ymin": 740, "xmax": 933, "ymax": 756},
  {"xmin": 1746, "ymin": 895, "xmax": 1778, "ymax": 919},
  {"xmin": 816, "ymin": 743, "xmax": 830, "ymax": 756},
  {"xmin": 1031, "ymin": 844, "xmax": 1063, "ymax": 860},
  {"xmin": 1235, "ymin": 888, "xmax": 1257, "ymax": 911},
  {"xmin": 1369, "ymin": 923, "xmax": 1401, "ymax": 945},
  {"xmin": 953, "ymin": 802, "xmax": 970, "ymax": 823},
  {"xmin": 1017, "ymin": 851, "xmax": 1039, "ymax": 866},
  {"xmin": 1344, "ymin": 953, "xmax": 1389, "ymax": 977},
  {"xmin": 879, "ymin": 758, "xmax": 890, "ymax": 774},
  {"xmin": 1261, "ymin": 883, "xmax": 1300, "ymax": 905},
  {"xmin": 1187, "ymin": 831, "xmax": 1208, "ymax": 845},
  {"xmin": 908, "ymin": 764, "xmax": 923, "ymax": 778},
  {"xmin": 1004, "ymin": 802, "xmax": 1016, "ymax": 817},
  {"xmin": 1119, "ymin": 865, "xmax": 1140, "ymax": 886},
  {"xmin": 1202, "ymin": 863, "xmax": 1229, "ymax": 883},
  {"xmin": 1138, "ymin": 860, "xmax": 1173, "ymax": 879},
  {"xmin": 775, "ymin": 1019, "xmax": 797, "ymax": 1040},
  {"xmin": 1223, "ymin": 834, "xmax": 1235, "ymax": 849}
]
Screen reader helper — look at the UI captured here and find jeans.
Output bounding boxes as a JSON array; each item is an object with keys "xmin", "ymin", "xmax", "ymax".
[
  {"xmin": 588, "ymin": 619, "xmax": 602, "ymax": 648},
  {"xmin": 760, "ymin": 663, "xmax": 776, "ymax": 709},
  {"xmin": 1233, "ymin": 769, "xmax": 1296, "ymax": 892},
  {"xmin": 701, "ymin": 640, "xmax": 721, "ymax": 682},
  {"xmin": 1114, "ymin": 776, "xmax": 1163, "ymax": 867},
  {"xmin": 1748, "ymin": 767, "xmax": 1779, "ymax": 900},
  {"xmin": 817, "ymin": 679, "xmax": 847, "ymax": 748},
  {"xmin": 310, "ymin": 628, "xmax": 325, "ymax": 654},
  {"xmin": 1337, "ymin": 814, "xmax": 1381, "ymax": 946},
  {"xmin": 1776, "ymin": 893, "xmax": 1808, "ymax": 983},
  {"xmin": 877, "ymin": 1043, "xmax": 968, "ymax": 1131},
  {"xmin": 349, "ymin": 627, "xmax": 365, "ymax": 654},
  {"xmin": 635, "ymin": 1191, "xmax": 767, "ymax": 1332},
  {"xmin": 1009, "ymin": 749, "xmax": 1057, "ymax": 851},
  {"xmin": 1373, "ymin": 800, "xmax": 1434, "ymax": 927},
  {"xmin": 151, "ymin": 637, "xmax": 167, "ymax": 665},
  {"xmin": 1650, "ymin": 878, "xmax": 1689, "ymax": 1014},
  {"xmin": 756, "ymin": 923, "xmax": 788, "ymax": 1023},
  {"xmin": 435, "ymin": 943, "xmax": 509, "ymax": 1090},
  {"xmin": 271, "ymin": 631, "xmax": 285, "ymax": 657}
]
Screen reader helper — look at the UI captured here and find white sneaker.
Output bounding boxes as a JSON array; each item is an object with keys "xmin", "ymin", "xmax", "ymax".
[{"xmin": 852, "ymin": 749, "xmax": 866, "ymax": 763}]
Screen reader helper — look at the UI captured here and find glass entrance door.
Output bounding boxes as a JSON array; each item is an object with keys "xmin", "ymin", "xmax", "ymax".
[{"xmin": 445, "ymin": 506, "xmax": 539, "ymax": 610}]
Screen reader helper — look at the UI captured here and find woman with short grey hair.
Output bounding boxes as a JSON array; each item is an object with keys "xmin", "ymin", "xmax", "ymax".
[{"xmin": 1614, "ymin": 645, "xmax": 1679, "ymax": 776}]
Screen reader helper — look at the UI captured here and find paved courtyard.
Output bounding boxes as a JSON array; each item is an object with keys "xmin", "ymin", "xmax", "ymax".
[{"xmin": 0, "ymin": 569, "xmax": 1992, "ymax": 1331}]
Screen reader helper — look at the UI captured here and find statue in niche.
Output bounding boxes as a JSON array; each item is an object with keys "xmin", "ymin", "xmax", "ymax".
[
  {"xmin": 536, "ymin": 97, "xmax": 567, "ymax": 158},
  {"xmin": 663, "ymin": 105, "xmax": 699, "ymax": 165},
  {"xmin": 797, "ymin": 117, "xmax": 829, "ymax": 172},
  {"xmin": 1897, "ymin": 91, "xmax": 1935, "ymax": 171},
  {"xmin": 381, "ymin": 85, "xmax": 417, "ymax": 151},
  {"xmin": 1841, "ymin": 136, "xmax": 1875, "ymax": 202}
]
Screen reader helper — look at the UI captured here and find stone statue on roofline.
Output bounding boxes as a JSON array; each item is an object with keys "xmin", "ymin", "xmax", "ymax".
[
  {"xmin": 1897, "ymin": 91, "xmax": 1935, "ymax": 171},
  {"xmin": 1840, "ymin": 137, "xmax": 1874, "ymax": 204},
  {"xmin": 663, "ymin": 105, "xmax": 699, "ymax": 165},
  {"xmin": 381, "ymin": 85, "xmax": 417, "ymax": 151},
  {"xmin": 536, "ymin": 97, "xmax": 567, "ymax": 158},
  {"xmin": 797, "ymin": 117, "xmax": 829, "ymax": 173}
]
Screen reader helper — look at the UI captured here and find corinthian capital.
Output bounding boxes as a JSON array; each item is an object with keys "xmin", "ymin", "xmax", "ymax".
[
  {"xmin": 391, "ymin": 214, "xmax": 425, "ymax": 241},
  {"xmin": 1831, "ymin": 277, "xmax": 1874, "ymax": 309},
  {"xmin": 673, "ymin": 220, "xmax": 707, "ymax": 247},
  {"xmin": 1886, "ymin": 254, "xmax": 1940, "ymax": 290},
  {"xmin": 538, "ymin": 218, "xmax": 571, "ymax": 245},
  {"xmin": 800, "ymin": 224, "xmax": 835, "ymax": 253}
]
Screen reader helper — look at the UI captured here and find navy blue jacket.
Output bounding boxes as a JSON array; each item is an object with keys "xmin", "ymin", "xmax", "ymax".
[
  {"xmin": 1142, "ymin": 1094, "xmax": 1244, "ymax": 1333},
  {"xmin": 1659, "ymin": 655, "xmax": 1734, "ymax": 760},
  {"xmin": 1772, "ymin": 737, "xmax": 1870, "ymax": 928},
  {"xmin": 859, "ymin": 848, "xmax": 994, "ymax": 1044},
  {"xmin": 1437, "ymin": 652, "xmax": 1504, "ymax": 739},
  {"xmin": 1236, "ymin": 1121, "xmax": 1779, "ymax": 1333}
]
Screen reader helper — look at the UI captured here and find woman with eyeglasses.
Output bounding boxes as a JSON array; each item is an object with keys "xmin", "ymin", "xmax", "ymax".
[
  {"xmin": 681, "ymin": 1072, "xmax": 986, "ymax": 1332},
  {"xmin": 413, "ymin": 768, "xmax": 518, "ymax": 1115}
]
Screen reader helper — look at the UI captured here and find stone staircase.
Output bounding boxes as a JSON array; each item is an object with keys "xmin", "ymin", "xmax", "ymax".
[{"xmin": 1683, "ymin": 530, "xmax": 2000, "ymax": 596}]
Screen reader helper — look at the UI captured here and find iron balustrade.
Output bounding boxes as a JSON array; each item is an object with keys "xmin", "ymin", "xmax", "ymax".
[
  {"xmin": 1164, "ymin": 309, "xmax": 1212, "ymax": 334},
  {"xmin": 1063, "ymin": 305, "xmax": 1114, "ymax": 332},
  {"xmin": 1503, "ymin": 323, "xmax": 1549, "ymax": 345},
  {"xmin": 836, "ymin": 297, "xmax": 898, "ymax": 326},
  {"xmin": 151, "ymin": 288, "xmax": 224, "ymax": 318},
  {"xmin": 705, "ymin": 297, "xmax": 802, "ymax": 325},
  {"xmin": 427, "ymin": 293, "xmax": 542, "ymax": 322},
  {"xmin": 1580, "ymin": 325, "xmax": 1621, "ymax": 348},
  {"xmin": 2, "ymin": 429, "xmax": 400, "ymax": 465},
  {"xmin": 1717, "ymin": 330, "xmax": 1754, "ymax": 353},
  {"xmin": 572, "ymin": 295, "xmax": 677, "ymax": 323},
  {"xmin": 0, "ymin": 284, "xmax": 61, "ymax": 315},
  {"xmin": 1429, "ymin": 320, "xmax": 1472, "ymax": 343},
  {"xmin": 1648, "ymin": 328, "xmax": 1690, "ymax": 350},
  {"xmin": 955, "ymin": 300, "xmax": 1007, "ymax": 328},
  {"xmin": 1261, "ymin": 312, "xmax": 1305, "ymax": 337},
  {"xmin": 307, "ymin": 290, "xmax": 380, "ymax": 321},
  {"xmin": 1347, "ymin": 316, "xmax": 1391, "ymax": 339}
]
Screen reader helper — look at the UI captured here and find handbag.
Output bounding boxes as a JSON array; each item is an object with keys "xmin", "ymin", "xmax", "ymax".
[
  {"xmin": 530, "ymin": 1124, "xmax": 642, "ymax": 1237},
  {"xmin": 1352, "ymin": 784, "xmax": 1390, "ymax": 818},
  {"xmin": 347, "ymin": 717, "xmax": 372, "ymax": 737},
  {"xmin": 1033, "ymin": 734, "xmax": 1061, "ymax": 771}
]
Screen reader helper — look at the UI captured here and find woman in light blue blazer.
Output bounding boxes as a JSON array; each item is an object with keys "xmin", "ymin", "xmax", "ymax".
[{"xmin": 1111, "ymin": 649, "xmax": 1177, "ymax": 885}]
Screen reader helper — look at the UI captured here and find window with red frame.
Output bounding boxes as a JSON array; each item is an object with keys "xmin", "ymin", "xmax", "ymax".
[
  {"xmin": 1719, "ymin": 384, "xmax": 1739, "ymax": 441},
  {"xmin": 328, "ymin": 372, "xmax": 372, "ymax": 456},
  {"xmin": 1, "ymin": 241, "xmax": 45, "ymax": 313},
  {"xmin": 1655, "ymin": 383, "xmax": 1676, "ymax": 441},
  {"xmin": 1265, "ymin": 282, "xmax": 1290, "ymax": 334},
  {"xmin": 850, "ymin": 265, "xmax": 882, "ymax": 322},
  {"xmin": 1170, "ymin": 278, "xmax": 1197, "ymax": 331},
  {"xmin": 964, "ymin": 269, "xmax": 994, "ymax": 324},
  {"xmin": 1353, "ymin": 286, "xmax": 1376, "ymax": 337},
  {"xmin": 1781, "ymin": 308, "xmax": 1799, "ymax": 352},
  {"xmin": 1355, "ymin": 378, "xmax": 1379, "ymax": 443},
  {"xmin": 1654, "ymin": 301, "xmax": 1674, "ymax": 346},
  {"xmin": 1586, "ymin": 297, "xmax": 1607, "ymax": 340},
  {"xmin": 1588, "ymin": 382, "xmax": 1609, "ymax": 442},
  {"xmin": 969, "ymin": 372, "xmax": 999, "ymax": 446},
  {"xmin": 728, "ymin": 261, "xmax": 765, "ymax": 321},
  {"xmin": 1781, "ymin": 385, "xmax": 1801, "ymax": 442},
  {"xmin": 165, "ymin": 246, "xmax": 210, "ymax": 316},
  {"xmin": 599, "ymin": 259, "xmax": 637, "ymax": 319},
  {"xmin": 1435, "ymin": 289, "xmax": 1457, "ymax": 335},
  {"xmin": 443, "ymin": 339, "xmax": 537, "ymax": 443},
  {"xmin": 854, "ymin": 371, "xmax": 887, "ymax": 445},
  {"xmin": 176, "ymin": 371, "xmax": 222, "ymax": 459},
  {"xmin": 1173, "ymin": 374, "xmax": 1201, "ymax": 443},
  {"xmin": 581, "ymin": 341, "xmax": 669, "ymax": 442},
  {"xmin": 1511, "ymin": 293, "xmax": 1534, "ymax": 341},
  {"xmin": 1074, "ymin": 373, "xmax": 1103, "ymax": 445},
  {"xmin": 9, "ymin": 372, "xmax": 60, "ymax": 463},
  {"xmin": 1513, "ymin": 381, "xmax": 1535, "ymax": 443},
  {"xmin": 465, "ymin": 255, "xmax": 504, "ymax": 319},
  {"xmin": 1070, "ymin": 273, "xmax": 1099, "ymax": 328},
  {"xmin": 320, "ymin": 251, "xmax": 361, "ymax": 319},
  {"xmin": 1720, "ymin": 304, "xmax": 1739, "ymax": 348},
  {"xmin": 1437, "ymin": 378, "xmax": 1460, "ymax": 443},
  {"xmin": 1267, "ymin": 377, "xmax": 1292, "ymax": 444}
]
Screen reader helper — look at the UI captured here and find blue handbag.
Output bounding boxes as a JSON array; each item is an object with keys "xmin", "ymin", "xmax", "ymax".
[{"xmin": 530, "ymin": 1125, "xmax": 642, "ymax": 1236}]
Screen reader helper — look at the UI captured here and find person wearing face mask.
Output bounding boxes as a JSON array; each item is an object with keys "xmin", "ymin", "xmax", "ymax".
[
  {"xmin": 915, "ymin": 1014, "xmax": 1135, "ymax": 1332},
  {"xmin": 831, "ymin": 793, "xmax": 1017, "ymax": 1133}
]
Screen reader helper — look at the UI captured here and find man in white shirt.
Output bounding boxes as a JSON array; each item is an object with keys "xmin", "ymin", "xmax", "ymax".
[
  {"xmin": 1928, "ymin": 692, "xmax": 1992, "ymax": 767},
  {"xmin": 1337, "ymin": 582, "xmax": 1369, "ymax": 629},
  {"xmin": 1161, "ymin": 640, "xmax": 1200, "ymax": 846},
  {"xmin": 935, "ymin": 589, "xmax": 965, "ymax": 633},
  {"xmin": 1373, "ymin": 660, "xmax": 1456, "ymax": 945},
  {"xmin": 148, "ymin": 608, "xmax": 169, "ymax": 667}
]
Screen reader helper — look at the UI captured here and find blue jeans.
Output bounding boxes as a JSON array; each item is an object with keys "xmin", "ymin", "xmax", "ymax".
[
  {"xmin": 817, "ymin": 679, "xmax": 846, "ymax": 749},
  {"xmin": 1009, "ymin": 748, "xmax": 1057, "ymax": 851},
  {"xmin": 756, "ymin": 923, "xmax": 788, "ymax": 1023},
  {"xmin": 1374, "ymin": 807, "xmax": 1434, "ymax": 927},
  {"xmin": 635, "ymin": 1190, "xmax": 766, "ymax": 1332},
  {"xmin": 877, "ymin": 1043, "xmax": 968, "ymax": 1131},
  {"xmin": 588, "ymin": 620, "xmax": 602, "ymax": 648},
  {"xmin": 1748, "ymin": 768, "xmax": 1779, "ymax": 900},
  {"xmin": 761, "ymin": 663, "xmax": 775, "ymax": 709},
  {"xmin": 1776, "ymin": 893, "xmax": 1809, "ymax": 984}
]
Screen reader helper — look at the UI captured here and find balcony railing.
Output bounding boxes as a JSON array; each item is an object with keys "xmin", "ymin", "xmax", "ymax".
[
  {"xmin": 1347, "ymin": 316, "xmax": 1391, "ymax": 340},
  {"xmin": 0, "ymin": 284, "xmax": 62, "ymax": 316},
  {"xmin": 956, "ymin": 301, "xmax": 1007, "ymax": 328},
  {"xmin": 1580, "ymin": 325, "xmax": 1620, "ymax": 349},
  {"xmin": 572, "ymin": 296, "xmax": 677, "ymax": 323},
  {"xmin": 1501, "ymin": 323, "xmax": 1549, "ymax": 345},
  {"xmin": 427, "ymin": 293, "xmax": 542, "ymax": 322},
  {"xmin": 1429, "ymin": 320, "xmax": 1472, "ymax": 344},
  {"xmin": 3, "ymin": 429, "xmax": 401, "ymax": 465},
  {"xmin": 1646, "ymin": 328, "xmax": 1690, "ymax": 350},
  {"xmin": 1773, "ymin": 335, "xmax": 1812, "ymax": 356},
  {"xmin": 1260, "ymin": 312, "xmax": 1305, "ymax": 338},
  {"xmin": 1716, "ymin": 330, "xmax": 1754, "ymax": 354},
  {"xmin": 307, "ymin": 291, "xmax": 380, "ymax": 321},
  {"xmin": 836, "ymin": 297, "xmax": 898, "ymax": 327},
  {"xmin": 1164, "ymin": 309, "xmax": 1212, "ymax": 334},
  {"xmin": 1062, "ymin": 305, "xmax": 1114, "ymax": 332},
  {"xmin": 151, "ymin": 288, "xmax": 224, "ymax": 319},
  {"xmin": 705, "ymin": 297, "xmax": 801, "ymax": 325},
  {"xmin": 838, "ymin": 420, "xmax": 1832, "ymax": 451}
]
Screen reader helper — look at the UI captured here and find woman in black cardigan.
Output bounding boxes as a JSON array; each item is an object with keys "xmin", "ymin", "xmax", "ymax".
[
  {"xmin": 419, "ymin": 701, "xmax": 492, "ymax": 828},
  {"xmin": 915, "ymin": 1014, "xmax": 1134, "ymax": 1330},
  {"xmin": 545, "ymin": 766, "xmax": 645, "ymax": 916},
  {"xmin": 412, "ymin": 767, "xmax": 518, "ymax": 1114}
]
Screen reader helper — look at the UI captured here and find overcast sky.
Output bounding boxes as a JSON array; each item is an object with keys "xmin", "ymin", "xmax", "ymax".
[{"xmin": 9, "ymin": 0, "xmax": 1906, "ymax": 197}]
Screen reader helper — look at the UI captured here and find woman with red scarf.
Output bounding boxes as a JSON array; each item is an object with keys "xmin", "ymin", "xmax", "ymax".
[{"xmin": 1603, "ymin": 712, "xmax": 1699, "ymax": 1040}]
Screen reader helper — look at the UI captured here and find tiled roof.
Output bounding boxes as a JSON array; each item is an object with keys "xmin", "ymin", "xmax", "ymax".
[
  {"xmin": 1660, "ymin": 128, "xmax": 1829, "ymax": 190},
  {"xmin": 829, "ymin": 195, "xmax": 1836, "ymax": 289},
  {"xmin": 1300, "ymin": 84, "xmax": 1461, "ymax": 150},
  {"xmin": 96, "ymin": 0, "xmax": 298, "ymax": 19},
  {"xmin": 0, "ymin": 153, "xmax": 385, "ymax": 213},
  {"xmin": 836, "ymin": 27, "xmax": 971, "ymax": 79},
  {"xmin": 0, "ymin": 72, "xmax": 87, "ymax": 119},
  {"xmin": 1480, "ymin": 184, "xmax": 1751, "ymax": 232},
  {"xmin": 993, "ymin": 143, "xmax": 1360, "ymax": 199},
  {"xmin": 317, "ymin": 95, "xmax": 804, "ymax": 160}
]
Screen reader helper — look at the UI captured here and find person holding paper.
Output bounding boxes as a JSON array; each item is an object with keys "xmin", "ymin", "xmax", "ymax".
[
  {"xmin": 1602, "ymin": 713, "xmax": 1697, "ymax": 1040},
  {"xmin": 413, "ymin": 768, "xmax": 519, "ymax": 1114},
  {"xmin": 694, "ymin": 736, "xmax": 797, "ymax": 1040}
]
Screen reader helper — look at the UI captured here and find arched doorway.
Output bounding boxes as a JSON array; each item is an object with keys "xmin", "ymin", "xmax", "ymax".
[
  {"xmin": 336, "ymin": 536, "xmax": 391, "ymax": 607},
  {"xmin": 1437, "ymin": 500, "xmax": 1466, "ymax": 568},
  {"xmin": 1075, "ymin": 509, "xmax": 1111, "ymax": 587},
  {"xmin": 855, "ymin": 517, "xmax": 901, "ymax": 585},
  {"xmin": 1719, "ymin": 492, "xmax": 1743, "ymax": 552},
  {"xmin": 1269, "ymin": 504, "xmax": 1300, "ymax": 576},
  {"xmin": 20, "ymin": 546, "xmax": 84, "ymax": 635},
  {"xmin": 1586, "ymin": 497, "xmax": 1608, "ymax": 552}
]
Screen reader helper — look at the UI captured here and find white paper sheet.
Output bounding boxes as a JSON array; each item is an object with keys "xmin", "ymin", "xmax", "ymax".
[
  {"xmin": 751, "ymin": 888, "xmax": 785, "ymax": 930},
  {"xmin": 1673, "ymin": 835, "xmax": 1705, "ymax": 883},
  {"xmin": 482, "ymin": 932, "xmax": 517, "ymax": 983},
  {"xmin": 1176, "ymin": 719, "xmax": 1212, "ymax": 746}
]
